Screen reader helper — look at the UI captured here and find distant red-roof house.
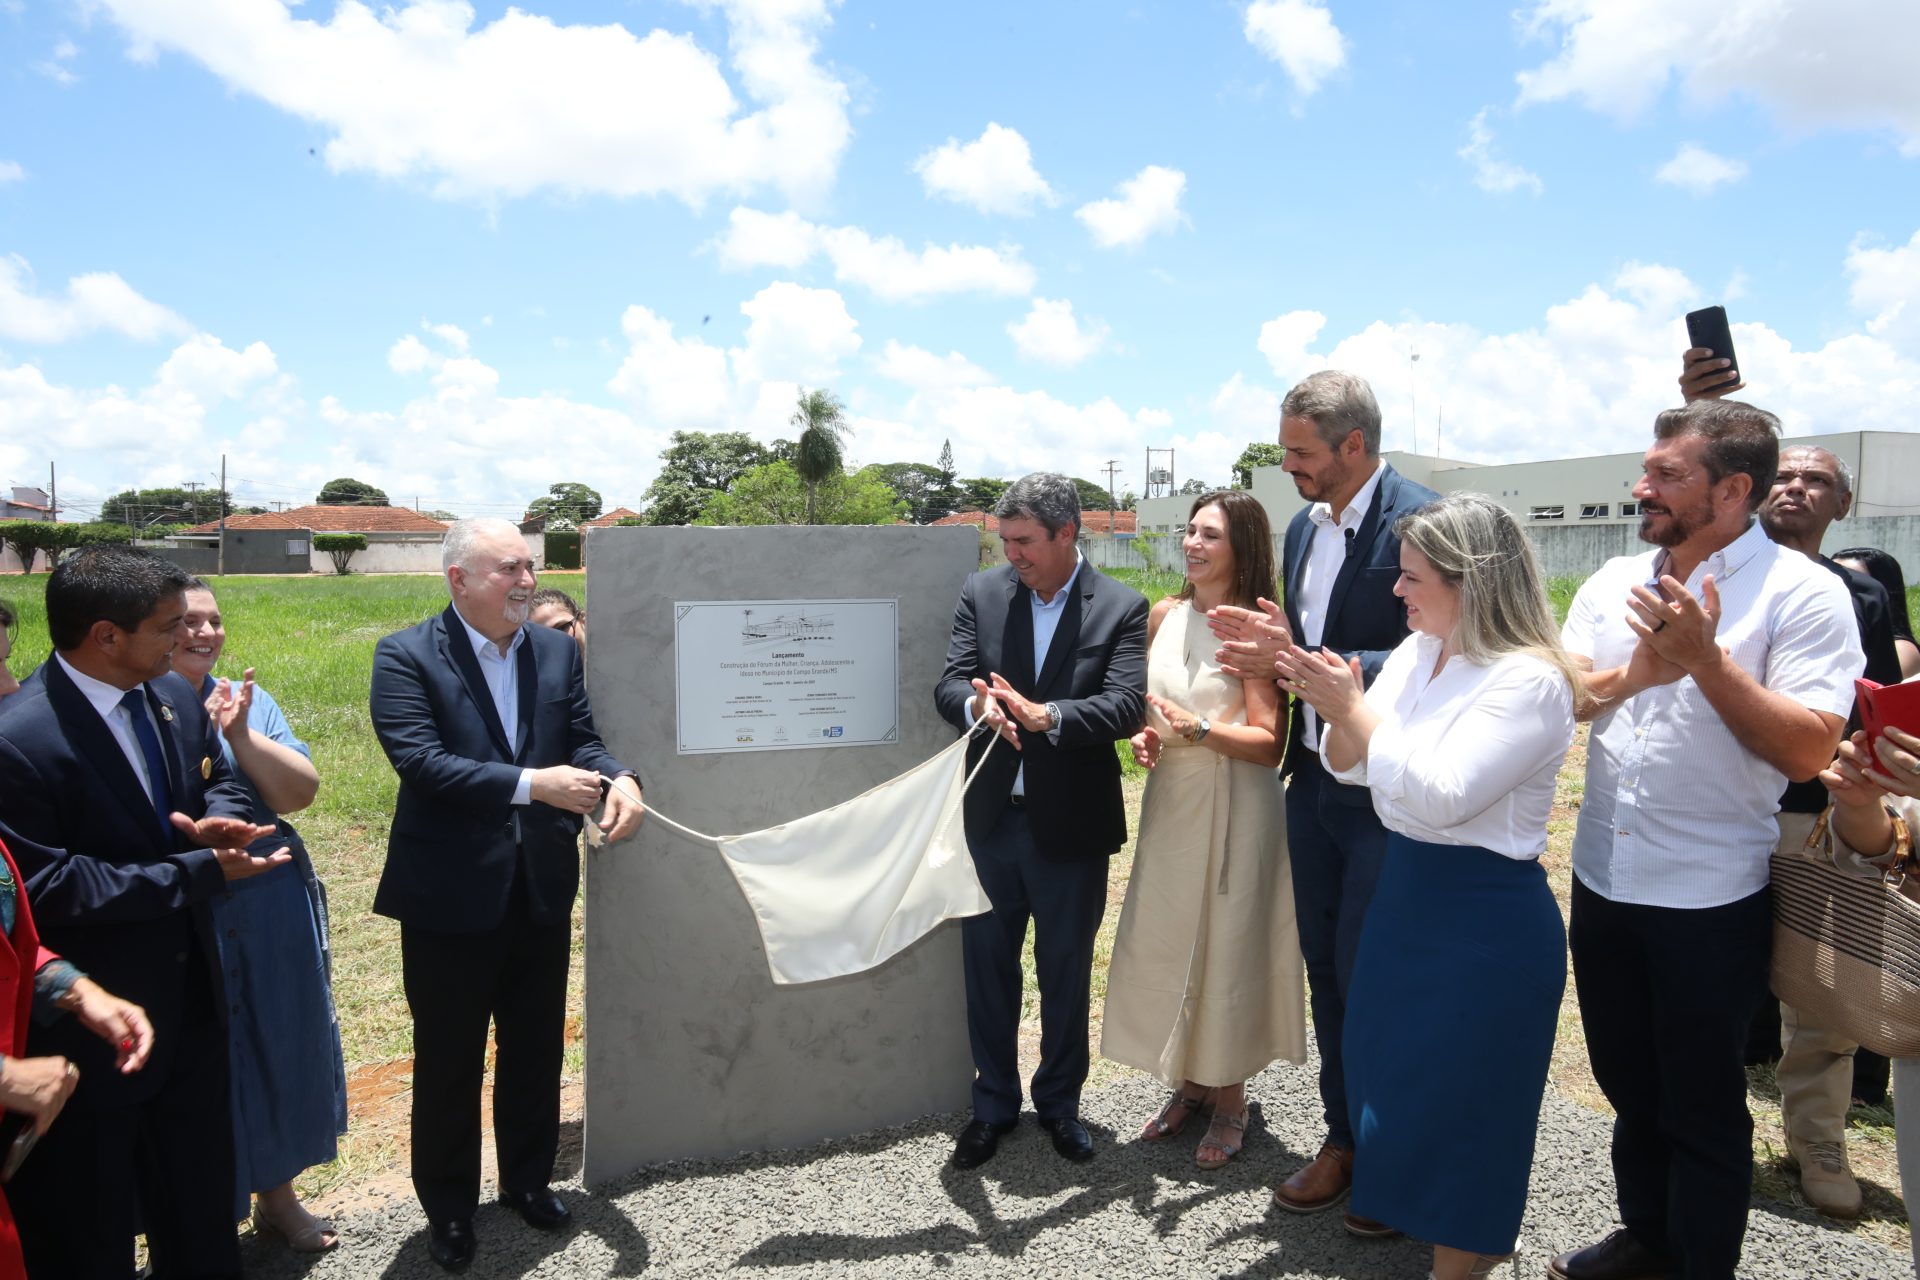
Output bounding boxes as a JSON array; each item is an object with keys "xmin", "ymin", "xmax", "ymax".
[
  {"xmin": 583, "ymin": 506, "xmax": 642, "ymax": 528},
  {"xmin": 187, "ymin": 505, "xmax": 449, "ymax": 535},
  {"xmin": 931, "ymin": 510, "xmax": 997, "ymax": 532}
]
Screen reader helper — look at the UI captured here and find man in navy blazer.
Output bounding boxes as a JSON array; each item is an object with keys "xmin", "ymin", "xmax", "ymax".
[
  {"xmin": 0, "ymin": 546, "xmax": 289, "ymax": 1279},
  {"xmin": 370, "ymin": 517, "xmax": 643, "ymax": 1272},
  {"xmin": 1214, "ymin": 371, "xmax": 1436, "ymax": 1223},
  {"xmin": 934, "ymin": 473, "xmax": 1148, "ymax": 1168}
]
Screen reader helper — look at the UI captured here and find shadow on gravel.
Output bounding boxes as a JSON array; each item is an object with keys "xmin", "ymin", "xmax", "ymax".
[
  {"xmin": 1749, "ymin": 1173, "xmax": 1907, "ymax": 1234},
  {"xmin": 376, "ymin": 1195, "xmax": 651, "ymax": 1279}
]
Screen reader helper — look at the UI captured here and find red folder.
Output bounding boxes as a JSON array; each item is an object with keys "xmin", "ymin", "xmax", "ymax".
[{"xmin": 1855, "ymin": 678, "xmax": 1920, "ymax": 778}]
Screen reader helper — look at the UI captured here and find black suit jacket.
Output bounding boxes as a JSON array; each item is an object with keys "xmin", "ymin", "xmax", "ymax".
[
  {"xmin": 0, "ymin": 660, "xmax": 250, "ymax": 1102},
  {"xmin": 934, "ymin": 561, "xmax": 1148, "ymax": 860},
  {"xmin": 1280, "ymin": 464, "xmax": 1439, "ymax": 790},
  {"xmin": 370, "ymin": 605, "xmax": 632, "ymax": 933}
]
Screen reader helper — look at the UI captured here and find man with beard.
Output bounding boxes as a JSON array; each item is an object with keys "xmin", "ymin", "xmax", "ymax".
[
  {"xmin": 370, "ymin": 518, "xmax": 644, "ymax": 1272},
  {"xmin": 1209, "ymin": 370, "xmax": 1436, "ymax": 1230},
  {"xmin": 1548, "ymin": 401, "xmax": 1862, "ymax": 1280},
  {"xmin": 1683, "ymin": 349, "xmax": 1902, "ymax": 1217}
]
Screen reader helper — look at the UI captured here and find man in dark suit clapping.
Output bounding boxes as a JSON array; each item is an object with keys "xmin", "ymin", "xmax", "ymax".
[
  {"xmin": 370, "ymin": 518, "xmax": 643, "ymax": 1272},
  {"xmin": 1211, "ymin": 371, "xmax": 1436, "ymax": 1228},
  {"xmin": 934, "ymin": 473, "xmax": 1148, "ymax": 1168},
  {"xmin": 0, "ymin": 546, "xmax": 288, "ymax": 1279}
]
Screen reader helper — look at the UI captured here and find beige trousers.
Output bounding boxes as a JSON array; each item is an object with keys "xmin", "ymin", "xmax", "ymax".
[{"xmin": 1774, "ymin": 810, "xmax": 1860, "ymax": 1147}]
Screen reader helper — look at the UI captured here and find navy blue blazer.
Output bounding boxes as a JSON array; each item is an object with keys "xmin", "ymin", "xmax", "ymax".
[
  {"xmin": 934, "ymin": 561, "xmax": 1148, "ymax": 861},
  {"xmin": 0, "ymin": 660, "xmax": 251, "ymax": 1103},
  {"xmin": 1280, "ymin": 463, "xmax": 1439, "ymax": 786},
  {"xmin": 370, "ymin": 605, "xmax": 632, "ymax": 933}
]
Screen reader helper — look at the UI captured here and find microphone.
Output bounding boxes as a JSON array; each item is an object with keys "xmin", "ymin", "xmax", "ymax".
[{"xmin": 1344, "ymin": 528, "xmax": 1357, "ymax": 559}]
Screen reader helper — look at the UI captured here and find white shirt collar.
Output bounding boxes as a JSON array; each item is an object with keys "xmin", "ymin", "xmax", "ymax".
[
  {"xmin": 55, "ymin": 651, "xmax": 143, "ymax": 721},
  {"xmin": 1308, "ymin": 462, "xmax": 1384, "ymax": 532},
  {"xmin": 1031, "ymin": 550, "xmax": 1085, "ymax": 610},
  {"xmin": 1651, "ymin": 517, "xmax": 1766, "ymax": 585},
  {"xmin": 457, "ymin": 611, "xmax": 526, "ymax": 662}
]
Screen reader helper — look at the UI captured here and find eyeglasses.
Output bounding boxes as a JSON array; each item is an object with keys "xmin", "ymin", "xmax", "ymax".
[{"xmin": 548, "ymin": 617, "xmax": 578, "ymax": 633}]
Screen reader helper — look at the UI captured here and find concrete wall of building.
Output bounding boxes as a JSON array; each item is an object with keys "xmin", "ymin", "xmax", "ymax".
[
  {"xmin": 580, "ymin": 524, "xmax": 981, "ymax": 1183},
  {"xmin": 156, "ymin": 530, "xmax": 314, "ymax": 575}
]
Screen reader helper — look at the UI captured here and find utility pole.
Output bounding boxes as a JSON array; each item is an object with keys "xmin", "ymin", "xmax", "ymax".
[
  {"xmin": 48, "ymin": 461, "xmax": 56, "ymax": 523},
  {"xmin": 217, "ymin": 456, "xmax": 227, "ymax": 578},
  {"xmin": 1102, "ymin": 459, "xmax": 1120, "ymax": 525}
]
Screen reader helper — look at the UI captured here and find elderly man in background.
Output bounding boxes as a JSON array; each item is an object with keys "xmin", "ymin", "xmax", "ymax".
[
  {"xmin": 370, "ymin": 518, "xmax": 643, "ymax": 1272},
  {"xmin": 1683, "ymin": 349, "xmax": 1901, "ymax": 1218},
  {"xmin": 1549, "ymin": 400, "xmax": 1862, "ymax": 1280}
]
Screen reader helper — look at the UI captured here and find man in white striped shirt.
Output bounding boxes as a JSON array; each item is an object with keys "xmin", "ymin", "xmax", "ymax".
[{"xmin": 1548, "ymin": 400, "xmax": 1863, "ymax": 1280}]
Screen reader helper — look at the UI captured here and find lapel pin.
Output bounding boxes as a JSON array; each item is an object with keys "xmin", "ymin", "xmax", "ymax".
[
  {"xmin": 201, "ymin": 757, "xmax": 212, "ymax": 779},
  {"xmin": 159, "ymin": 704, "xmax": 174, "ymax": 722}
]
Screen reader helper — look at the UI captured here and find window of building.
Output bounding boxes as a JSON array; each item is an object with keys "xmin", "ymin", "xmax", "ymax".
[
  {"xmin": 1529, "ymin": 505, "xmax": 1565, "ymax": 521},
  {"xmin": 1580, "ymin": 503, "xmax": 1609, "ymax": 519},
  {"xmin": 1619, "ymin": 501, "xmax": 1639, "ymax": 517}
]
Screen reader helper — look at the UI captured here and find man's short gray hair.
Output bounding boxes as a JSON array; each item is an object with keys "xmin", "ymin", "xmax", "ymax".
[
  {"xmin": 1786, "ymin": 445, "xmax": 1855, "ymax": 500},
  {"xmin": 442, "ymin": 517, "xmax": 521, "ymax": 574},
  {"xmin": 1281, "ymin": 370, "xmax": 1382, "ymax": 457},
  {"xmin": 994, "ymin": 472, "xmax": 1081, "ymax": 537}
]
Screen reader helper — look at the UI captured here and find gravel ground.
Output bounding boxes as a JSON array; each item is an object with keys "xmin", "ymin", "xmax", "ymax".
[{"xmin": 240, "ymin": 1051, "xmax": 1908, "ymax": 1280}]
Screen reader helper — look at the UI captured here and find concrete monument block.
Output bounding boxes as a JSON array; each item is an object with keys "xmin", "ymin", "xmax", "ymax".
[{"xmin": 582, "ymin": 525, "xmax": 980, "ymax": 1182}]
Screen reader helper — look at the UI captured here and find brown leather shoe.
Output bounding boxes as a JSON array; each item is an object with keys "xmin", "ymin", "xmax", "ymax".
[
  {"xmin": 1270, "ymin": 1141, "xmax": 1353, "ymax": 1213},
  {"xmin": 1546, "ymin": 1229, "xmax": 1675, "ymax": 1280},
  {"xmin": 1340, "ymin": 1209, "xmax": 1398, "ymax": 1239}
]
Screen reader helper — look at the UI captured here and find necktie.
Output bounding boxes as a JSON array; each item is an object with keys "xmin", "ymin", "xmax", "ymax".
[{"xmin": 119, "ymin": 687, "xmax": 174, "ymax": 835}]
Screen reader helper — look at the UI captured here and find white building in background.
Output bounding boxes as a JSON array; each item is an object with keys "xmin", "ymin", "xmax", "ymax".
[{"xmin": 1125, "ymin": 431, "xmax": 1920, "ymax": 579}]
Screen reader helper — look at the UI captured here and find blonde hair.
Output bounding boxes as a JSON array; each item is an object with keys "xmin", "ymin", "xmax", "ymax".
[{"xmin": 1394, "ymin": 493, "xmax": 1583, "ymax": 698}]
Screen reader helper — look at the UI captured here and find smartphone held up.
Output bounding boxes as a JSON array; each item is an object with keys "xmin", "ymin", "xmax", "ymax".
[{"xmin": 1684, "ymin": 305, "xmax": 1742, "ymax": 397}]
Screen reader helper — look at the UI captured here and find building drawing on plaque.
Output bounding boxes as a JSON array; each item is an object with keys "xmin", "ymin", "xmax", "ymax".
[{"xmin": 676, "ymin": 598, "xmax": 899, "ymax": 754}]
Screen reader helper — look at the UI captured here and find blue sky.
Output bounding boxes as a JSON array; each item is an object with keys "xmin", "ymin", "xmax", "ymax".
[{"xmin": 2, "ymin": 0, "xmax": 1917, "ymax": 521}]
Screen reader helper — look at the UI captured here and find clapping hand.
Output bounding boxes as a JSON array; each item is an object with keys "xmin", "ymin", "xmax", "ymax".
[
  {"xmin": 1130, "ymin": 725, "xmax": 1163, "ymax": 770},
  {"xmin": 1207, "ymin": 598, "xmax": 1290, "ymax": 680},
  {"xmin": 1274, "ymin": 644, "xmax": 1364, "ymax": 723},
  {"xmin": 204, "ymin": 669, "xmax": 256, "ymax": 738},
  {"xmin": 169, "ymin": 812, "xmax": 290, "ymax": 882},
  {"xmin": 1626, "ymin": 574, "xmax": 1724, "ymax": 675}
]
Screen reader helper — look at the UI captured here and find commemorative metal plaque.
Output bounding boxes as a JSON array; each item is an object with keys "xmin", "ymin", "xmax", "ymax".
[{"xmin": 672, "ymin": 598, "xmax": 900, "ymax": 754}]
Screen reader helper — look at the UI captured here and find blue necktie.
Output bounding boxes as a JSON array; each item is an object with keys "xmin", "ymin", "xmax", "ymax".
[{"xmin": 119, "ymin": 687, "xmax": 174, "ymax": 835}]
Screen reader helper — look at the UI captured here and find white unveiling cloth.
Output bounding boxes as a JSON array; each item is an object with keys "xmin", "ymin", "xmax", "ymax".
[{"xmin": 645, "ymin": 733, "xmax": 996, "ymax": 985}]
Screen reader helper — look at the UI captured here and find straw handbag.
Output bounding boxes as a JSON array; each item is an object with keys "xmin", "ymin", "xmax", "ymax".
[{"xmin": 1771, "ymin": 803, "xmax": 1920, "ymax": 1057}]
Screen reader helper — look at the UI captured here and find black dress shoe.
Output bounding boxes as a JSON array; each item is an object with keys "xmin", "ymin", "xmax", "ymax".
[
  {"xmin": 1547, "ymin": 1228, "xmax": 1675, "ymax": 1280},
  {"xmin": 498, "ymin": 1186, "xmax": 572, "ymax": 1231},
  {"xmin": 952, "ymin": 1118, "xmax": 1017, "ymax": 1169},
  {"xmin": 1038, "ymin": 1115, "xmax": 1095, "ymax": 1162},
  {"xmin": 427, "ymin": 1219, "xmax": 476, "ymax": 1272}
]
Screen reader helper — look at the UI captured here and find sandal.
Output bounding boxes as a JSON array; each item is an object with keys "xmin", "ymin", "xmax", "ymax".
[
  {"xmin": 1140, "ymin": 1086, "xmax": 1212, "ymax": 1141},
  {"xmin": 1195, "ymin": 1106, "xmax": 1248, "ymax": 1170},
  {"xmin": 251, "ymin": 1200, "xmax": 340, "ymax": 1254}
]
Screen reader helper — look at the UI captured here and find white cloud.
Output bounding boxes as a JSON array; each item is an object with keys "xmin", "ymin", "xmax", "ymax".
[
  {"xmin": 1216, "ymin": 251, "xmax": 1920, "ymax": 465},
  {"xmin": 606, "ymin": 305, "xmax": 735, "ymax": 427},
  {"xmin": 1847, "ymin": 229, "xmax": 1920, "ymax": 355},
  {"xmin": 1514, "ymin": 0, "xmax": 1920, "ymax": 155},
  {"xmin": 1007, "ymin": 297, "xmax": 1110, "ymax": 367},
  {"xmin": 424, "ymin": 320, "xmax": 470, "ymax": 352},
  {"xmin": 1075, "ymin": 166, "xmax": 1189, "ymax": 249},
  {"xmin": 1459, "ymin": 109, "xmax": 1543, "ymax": 195},
  {"xmin": 871, "ymin": 340, "xmax": 994, "ymax": 389},
  {"xmin": 1243, "ymin": 0, "xmax": 1348, "ymax": 97},
  {"xmin": 716, "ymin": 207, "xmax": 1036, "ymax": 302},
  {"xmin": 733, "ymin": 281, "xmax": 861, "ymax": 385},
  {"xmin": 94, "ymin": 0, "xmax": 853, "ymax": 204},
  {"xmin": 0, "ymin": 254, "xmax": 192, "ymax": 343},
  {"xmin": 913, "ymin": 122, "xmax": 1056, "ymax": 216},
  {"xmin": 0, "ymin": 162, "xmax": 23, "ymax": 184},
  {"xmin": 1654, "ymin": 143, "xmax": 1748, "ymax": 194}
]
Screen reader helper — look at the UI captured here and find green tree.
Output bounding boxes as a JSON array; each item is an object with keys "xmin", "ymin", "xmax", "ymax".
[
  {"xmin": 790, "ymin": 387, "xmax": 851, "ymax": 525},
  {"xmin": 861, "ymin": 462, "xmax": 959, "ymax": 524},
  {"xmin": 425, "ymin": 509, "xmax": 461, "ymax": 522},
  {"xmin": 697, "ymin": 461, "xmax": 905, "ymax": 526},
  {"xmin": 1232, "ymin": 443, "xmax": 1286, "ymax": 488},
  {"xmin": 313, "ymin": 532, "xmax": 368, "ymax": 574},
  {"xmin": 73, "ymin": 523, "xmax": 135, "ymax": 548},
  {"xmin": 0, "ymin": 521, "xmax": 78, "ymax": 573},
  {"xmin": 1178, "ymin": 478, "xmax": 1211, "ymax": 495},
  {"xmin": 1072, "ymin": 477, "xmax": 1115, "ymax": 514},
  {"xmin": 100, "ymin": 487, "xmax": 231, "ymax": 528},
  {"xmin": 316, "ymin": 477, "xmax": 390, "ymax": 506},
  {"xmin": 642, "ymin": 431, "xmax": 773, "ymax": 526},
  {"xmin": 959, "ymin": 477, "xmax": 1008, "ymax": 513},
  {"xmin": 525, "ymin": 482, "xmax": 603, "ymax": 527}
]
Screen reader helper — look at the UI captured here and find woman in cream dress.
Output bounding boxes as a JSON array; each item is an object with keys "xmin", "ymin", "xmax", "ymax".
[{"xmin": 1102, "ymin": 489, "xmax": 1306, "ymax": 1169}]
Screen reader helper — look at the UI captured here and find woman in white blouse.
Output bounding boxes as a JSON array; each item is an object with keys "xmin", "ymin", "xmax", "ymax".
[{"xmin": 1277, "ymin": 493, "xmax": 1580, "ymax": 1280}]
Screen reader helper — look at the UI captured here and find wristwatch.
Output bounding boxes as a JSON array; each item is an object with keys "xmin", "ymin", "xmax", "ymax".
[
  {"xmin": 1044, "ymin": 702, "xmax": 1062, "ymax": 731},
  {"xmin": 1187, "ymin": 717, "xmax": 1211, "ymax": 745}
]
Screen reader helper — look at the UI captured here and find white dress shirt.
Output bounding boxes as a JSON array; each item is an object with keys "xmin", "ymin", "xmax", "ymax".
[
  {"xmin": 1294, "ymin": 462, "xmax": 1384, "ymax": 750},
  {"xmin": 55, "ymin": 653, "xmax": 169, "ymax": 804},
  {"xmin": 457, "ymin": 614, "xmax": 536, "ymax": 806},
  {"xmin": 1562, "ymin": 519, "xmax": 1863, "ymax": 908},
  {"xmin": 1324, "ymin": 633, "xmax": 1575, "ymax": 859}
]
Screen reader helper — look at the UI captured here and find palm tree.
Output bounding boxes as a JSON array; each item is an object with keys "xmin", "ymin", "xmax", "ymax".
[{"xmin": 790, "ymin": 387, "xmax": 850, "ymax": 524}]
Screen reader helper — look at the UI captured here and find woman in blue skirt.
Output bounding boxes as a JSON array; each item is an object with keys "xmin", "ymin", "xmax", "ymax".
[
  {"xmin": 1277, "ymin": 494, "xmax": 1579, "ymax": 1279},
  {"xmin": 176, "ymin": 580, "xmax": 349, "ymax": 1253}
]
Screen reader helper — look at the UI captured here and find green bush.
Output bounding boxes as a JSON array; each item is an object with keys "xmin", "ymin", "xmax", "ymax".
[
  {"xmin": 313, "ymin": 532, "xmax": 369, "ymax": 575},
  {"xmin": 543, "ymin": 530, "xmax": 582, "ymax": 569}
]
